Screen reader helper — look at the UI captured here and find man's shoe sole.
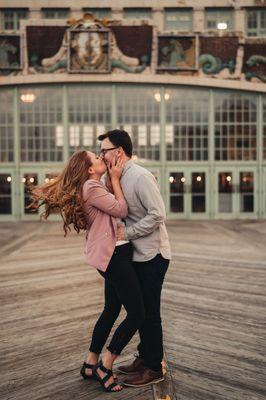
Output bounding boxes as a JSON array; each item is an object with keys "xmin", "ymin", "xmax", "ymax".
[{"xmin": 122, "ymin": 377, "xmax": 165, "ymax": 387}]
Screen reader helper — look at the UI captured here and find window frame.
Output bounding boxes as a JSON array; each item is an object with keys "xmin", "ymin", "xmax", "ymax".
[
  {"xmin": 204, "ymin": 7, "xmax": 234, "ymax": 32},
  {"xmin": 245, "ymin": 7, "xmax": 266, "ymax": 37},
  {"xmin": 0, "ymin": 8, "xmax": 28, "ymax": 30},
  {"xmin": 164, "ymin": 8, "xmax": 193, "ymax": 31}
]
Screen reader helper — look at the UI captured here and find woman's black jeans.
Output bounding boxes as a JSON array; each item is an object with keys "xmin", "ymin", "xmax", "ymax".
[{"xmin": 89, "ymin": 242, "xmax": 145, "ymax": 355}]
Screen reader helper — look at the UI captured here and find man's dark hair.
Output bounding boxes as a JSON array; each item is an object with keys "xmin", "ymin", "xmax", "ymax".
[{"xmin": 98, "ymin": 129, "xmax": 133, "ymax": 157}]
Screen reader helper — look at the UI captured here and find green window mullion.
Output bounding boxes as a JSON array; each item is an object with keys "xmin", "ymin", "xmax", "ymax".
[
  {"xmin": 63, "ymin": 85, "xmax": 69, "ymax": 162},
  {"xmin": 257, "ymin": 95, "xmax": 263, "ymax": 217}
]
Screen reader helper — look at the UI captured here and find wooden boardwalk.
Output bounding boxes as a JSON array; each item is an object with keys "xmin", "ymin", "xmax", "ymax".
[{"xmin": 0, "ymin": 220, "xmax": 266, "ymax": 400}]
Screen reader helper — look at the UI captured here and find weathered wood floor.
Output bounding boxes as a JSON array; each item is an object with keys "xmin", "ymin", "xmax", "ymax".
[{"xmin": 0, "ymin": 220, "xmax": 265, "ymax": 400}]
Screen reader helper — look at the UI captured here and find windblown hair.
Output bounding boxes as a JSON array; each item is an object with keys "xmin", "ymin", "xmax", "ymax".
[{"xmin": 28, "ymin": 150, "xmax": 92, "ymax": 236}]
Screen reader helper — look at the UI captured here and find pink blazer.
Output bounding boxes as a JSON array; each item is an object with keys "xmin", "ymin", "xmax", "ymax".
[{"xmin": 82, "ymin": 179, "xmax": 128, "ymax": 272}]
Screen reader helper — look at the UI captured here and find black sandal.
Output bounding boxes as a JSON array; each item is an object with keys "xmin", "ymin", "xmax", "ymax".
[
  {"xmin": 80, "ymin": 362, "xmax": 96, "ymax": 380},
  {"xmin": 93, "ymin": 361, "xmax": 123, "ymax": 392}
]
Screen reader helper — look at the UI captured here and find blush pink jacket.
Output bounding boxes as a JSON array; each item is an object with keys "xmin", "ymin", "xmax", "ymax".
[{"xmin": 82, "ymin": 179, "xmax": 128, "ymax": 272}]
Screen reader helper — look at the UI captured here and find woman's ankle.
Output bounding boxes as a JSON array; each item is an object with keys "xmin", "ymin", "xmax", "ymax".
[
  {"xmin": 102, "ymin": 351, "xmax": 117, "ymax": 370},
  {"xmin": 86, "ymin": 351, "xmax": 99, "ymax": 365}
]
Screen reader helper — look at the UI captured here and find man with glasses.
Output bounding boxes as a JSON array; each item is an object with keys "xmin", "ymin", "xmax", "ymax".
[{"xmin": 98, "ymin": 129, "xmax": 171, "ymax": 387}]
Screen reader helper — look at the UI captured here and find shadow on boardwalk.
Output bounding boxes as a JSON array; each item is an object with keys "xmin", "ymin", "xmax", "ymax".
[{"xmin": 0, "ymin": 220, "xmax": 266, "ymax": 400}]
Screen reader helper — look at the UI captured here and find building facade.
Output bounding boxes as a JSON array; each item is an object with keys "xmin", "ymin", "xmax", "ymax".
[{"xmin": 0, "ymin": 0, "xmax": 266, "ymax": 221}]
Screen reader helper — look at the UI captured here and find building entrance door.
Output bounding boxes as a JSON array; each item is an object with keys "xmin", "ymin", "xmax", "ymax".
[
  {"xmin": 0, "ymin": 172, "xmax": 13, "ymax": 219},
  {"xmin": 167, "ymin": 168, "xmax": 209, "ymax": 218},
  {"xmin": 215, "ymin": 167, "xmax": 257, "ymax": 218}
]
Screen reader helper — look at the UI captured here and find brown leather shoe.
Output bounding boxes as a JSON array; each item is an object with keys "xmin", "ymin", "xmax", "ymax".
[
  {"xmin": 117, "ymin": 355, "xmax": 145, "ymax": 375},
  {"xmin": 122, "ymin": 367, "xmax": 164, "ymax": 387}
]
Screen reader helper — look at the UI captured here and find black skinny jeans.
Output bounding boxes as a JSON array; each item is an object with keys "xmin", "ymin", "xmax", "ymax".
[
  {"xmin": 89, "ymin": 242, "xmax": 145, "ymax": 355},
  {"xmin": 134, "ymin": 254, "xmax": 169, "ymax": 372}
]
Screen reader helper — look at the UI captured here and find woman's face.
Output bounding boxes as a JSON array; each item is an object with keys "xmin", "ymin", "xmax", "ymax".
[{"xmin": 87, "ymin": 151, "xmax": 107, "ymax": 176}]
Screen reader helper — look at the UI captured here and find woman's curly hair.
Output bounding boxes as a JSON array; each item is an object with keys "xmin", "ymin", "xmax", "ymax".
[{"xmin": 28, "ymin": 150, "xmax": 92, "ymax": 236}]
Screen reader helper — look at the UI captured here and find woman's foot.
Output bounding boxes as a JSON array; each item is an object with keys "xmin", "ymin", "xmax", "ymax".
[
  {"xmin": 81, "ymin": 362, "xmax": 118, "ymax": 380},
  {"xmin": 93, "ymin": 361, "xmax": 123, "ymax": 392},
  {"xmin": 81, "ymin": 351, "xmax": 99, "ymax": 379},
  {"xmin": 84, "ymin": 365, "xmax": 94, "ymax": 377},
  {"xmin": 80, "ymin": 362, "xmax": 95, "ymax": 380}
]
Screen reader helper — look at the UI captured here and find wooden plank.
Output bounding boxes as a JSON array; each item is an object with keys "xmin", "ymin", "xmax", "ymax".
[
  {"xmin": 0, "ymin": 220, "xmax": 266, "ymax": 400},
  {"xmin": 152, "ymin": 352, "xmax": 177, "ymax": 400}
]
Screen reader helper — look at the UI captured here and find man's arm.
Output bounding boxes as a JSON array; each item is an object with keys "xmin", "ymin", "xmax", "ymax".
[{"xmin": 124, "ymin": 174, "xmax": 166, "ymax": 241}]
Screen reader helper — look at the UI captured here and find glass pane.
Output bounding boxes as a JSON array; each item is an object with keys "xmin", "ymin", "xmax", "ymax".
[
  {"xmin": 263, "ymin": 96, "xmax": 266, "ymax": 160},
  {"xmin": 42, "ymin": 8, "xmax": 70, "ymax": 19},
  {"xmin": 166, "ymin": 89, "xmax": 209, "ymax": 161},
  {"xmin": 19, "ymin": 87, "xmax": 63, "ymax": 162},
  {"xmin": 218, "ymin": 172, "xmax": 232, "ymax": 213},
  {"xmin": 246, "ymin": 9, "xmax": 266, "ymax": 36},
  {"xmin": 82, "ymin": 8, "xmax": 111, "ymax": 19},
  {"xmin": 169, "ymin": 172, "xmax": 185, "ymax": 213},
  {"xmin": 0, "ymin": 89, "xmax": 14, "ymax": 162},
  {"xmin": 214, "ymin": 92, "xmax": 257, "ymax": 161},
  {"xmin": 4, "ymin": 9, "xmax": 28, "ymax": 30},
  {"xmin": 191, "ymin": 173, "xmax": 205, "ymax": 213},
  {"xmin": 170, "ymin": 196, "xmax": 184, "ymax": 213},
  {"xmin": 0, "ymin": 174, "xmax": 12, "ymax": 214},
  {"xmin": 169, "ymin": 172, "xmax": 185, "ymax": 194},
  {"xmin": 124, "ymin": 8, "xmax": 152, "ymax": 19},
  {"xmin": 117, "ymin": 87, "xmax": 160, "ymax": 161},
  {"xmin": 240, "ymin": 172, "xmax": 254, "ymax": 212},
  {"xmin": 68, "ymin": 85, "xmax": 112, "ymax": 155},
  {"xmin": 165, "ymin": 8, "xmax": 192, "ymax": 30},
  {"xmin": 23, "ymin": 173, "xmax": 38, "ymax": 214}
]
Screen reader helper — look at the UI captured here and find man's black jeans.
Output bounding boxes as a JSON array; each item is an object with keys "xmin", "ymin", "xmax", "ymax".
[
  {"xmin": 133, "ymin": 253, "xmax": 169, "ymax": 372},
  {"xmin": 89, "ymin": 242, "xmax": 145, "ymax": 355}
]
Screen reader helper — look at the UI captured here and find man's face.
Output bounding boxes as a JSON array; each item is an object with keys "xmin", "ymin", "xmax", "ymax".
[{"xmin": 100, "ymin": 138, "xmax": 119, "ymax": 164}]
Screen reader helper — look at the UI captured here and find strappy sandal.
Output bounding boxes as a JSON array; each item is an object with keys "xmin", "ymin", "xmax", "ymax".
[
  {"xmin": 93, "ymin": 360, "xmax": 123, "ymax": 392},
  {"xmin": 80, "ymin": 362, "xmax": 96, "ymax": 380}
]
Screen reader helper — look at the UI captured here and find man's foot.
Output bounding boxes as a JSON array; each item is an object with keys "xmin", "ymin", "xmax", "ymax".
[
  {"xmin": 122, "ymin": 367, "xmax": 164, "ymax": 387},
  {"xmin": 117, "ymin": 354, "xmax": 145, "ymax": 375}
]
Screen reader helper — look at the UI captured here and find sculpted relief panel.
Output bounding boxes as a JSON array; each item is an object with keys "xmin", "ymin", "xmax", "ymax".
[{"xmin": 0, "ymin": 13, "xmax": 265, "ymax": 84}]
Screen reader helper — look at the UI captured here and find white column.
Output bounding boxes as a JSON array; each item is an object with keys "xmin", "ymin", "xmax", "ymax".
[
  {"xmin": 153, "ymin": 7, "xmax": 164, "ymax": 32},
  {"xmin": 29, "ymin": 8, "xmax": 42, "ymax": 20},
  {"xmin": 193, "ymin": 8, "xmax": 205, "ymax": 32},
  {"xmin": 71, "ymin": 8, "xmax": 83, "ymax": 20},
  {"xmin": 112, "ymin": 8, "xmax": 123, "ymax": 20},
  {"xmin": 234, "ymin": 8, "xmax": 245, "ymax": 34}
]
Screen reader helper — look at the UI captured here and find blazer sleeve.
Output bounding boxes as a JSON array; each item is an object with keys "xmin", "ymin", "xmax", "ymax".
[{"xmin": 84, "ymin": 181, "xmax": 128, "ymax": 219}]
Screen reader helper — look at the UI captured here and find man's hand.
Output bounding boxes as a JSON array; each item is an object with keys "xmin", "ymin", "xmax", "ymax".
[
  {"xmin": 117, "ymin": 225, "xmax": 126, "ymax": 241},
  {"xmin": 107, "ymin": 156, "xmax": 125, "ymax": 182}
]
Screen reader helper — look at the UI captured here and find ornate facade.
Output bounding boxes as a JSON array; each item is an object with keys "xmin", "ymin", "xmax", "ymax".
[{"xmin": 0, "ymin": 1, "xmax": 266, "ymax": 220}]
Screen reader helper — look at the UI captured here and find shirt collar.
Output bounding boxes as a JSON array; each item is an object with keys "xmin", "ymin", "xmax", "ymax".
[{"xmin": 122, "ymin": 159, "xmax": 134, "ymax": 177}]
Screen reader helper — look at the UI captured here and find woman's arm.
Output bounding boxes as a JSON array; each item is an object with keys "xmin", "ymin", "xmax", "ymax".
[
  {"xmin": 84, "ymin": 157, "xmax": 127, "ymax": 218},
  {"xmin": 85, "ymin": 183, "xmax": 128, "ymax": 218}
]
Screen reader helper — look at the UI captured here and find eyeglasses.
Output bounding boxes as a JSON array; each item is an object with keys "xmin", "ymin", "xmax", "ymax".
[{"xmin": 99, "ymin": 147, "xmax": 119, "ymax": 156}]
